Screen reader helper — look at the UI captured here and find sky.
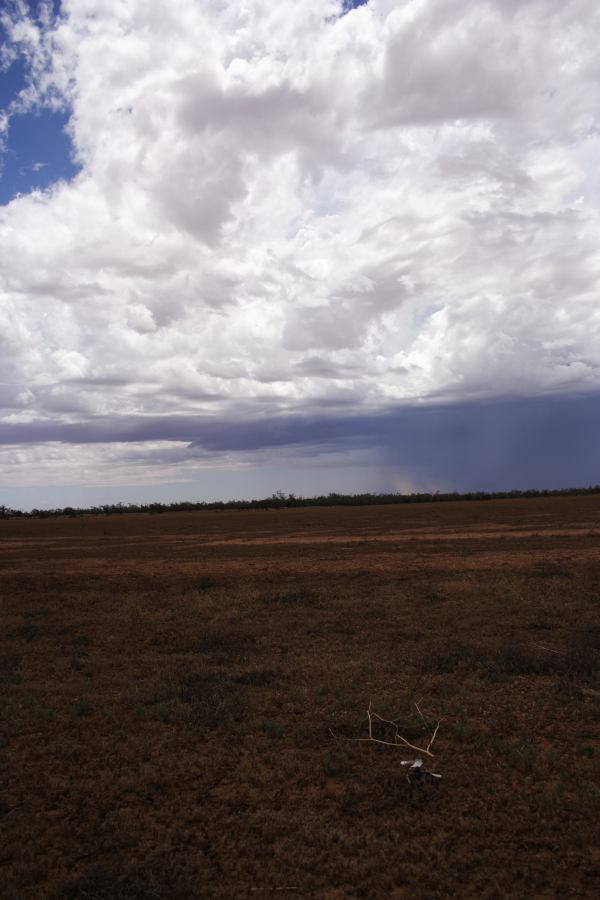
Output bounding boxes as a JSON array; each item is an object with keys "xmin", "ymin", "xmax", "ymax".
[{"xmin": 0, "ymin": 0, "xmax": 599, "ymax": 510}]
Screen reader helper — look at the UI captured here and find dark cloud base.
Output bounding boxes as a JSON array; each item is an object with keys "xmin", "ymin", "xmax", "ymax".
[
  {"xmin": 379, "ymin": 393, "xmax": 600, "ymax": 492},
  {"xmin": 3, "ymin": 392, "xmax": 599, "ymax": 492}
]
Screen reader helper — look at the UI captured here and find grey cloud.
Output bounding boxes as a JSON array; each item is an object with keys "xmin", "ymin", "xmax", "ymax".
[
  {"xmin": 283, "ymin": 303, "xmax": 364, "ymax": 351},
  {"xmin": 334, "ymin": 256, "xmax": 410, "ymax": 313},
  {"xmin": 1, "ymin": 0, "xmax": 600, "ymax": 497},
  {"xmin": 154, "ymin": 140, "xmax": 247, "ymax": 245},
  {"xmin": 370, "ymin": 4, "xmax": 520, "ymax": 128},
  {"xmin": 177, "ymin": 74, "xmax": 341, "ymax": 171},
  {"xmin": 293, "ymin": 356, "xmax": 360, "ymax": 379},
  {"xmin": 0, "ymin": 388, "xmax": 595, "ymax": 452},
  {"xmin": 283, "ymin": 256, "xmax": 410, "ymax": 351},
  {"xmin": 0, "ymin": 407, "xmax": 390, "ymax": 452},
  {"xmin": 2, "ymin": 393, "xmax": 600, "ymax": 492},
  {"xmin": 380, "ymin": 393, "xmax": 600, "ymax": 492},
  {"xmin": 435, "ymin": 141, "xmax": 534, "ymax": 191},
  {"xmin": 66, "ymin": 375, "xmax": 133, "ymax": 388}
]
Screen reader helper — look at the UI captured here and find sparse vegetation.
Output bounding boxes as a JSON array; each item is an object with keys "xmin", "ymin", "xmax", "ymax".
[
  {"xmin": 420, "ymin": 629, "xmax": 599, "ymax": 681},
  {"xmin": 258, "ymin": 717, "xmax": 284, "ymax": 738},
  {"xmin": 1, "ymin": 495, "xmax": 599, "ymax": 897},
  {"xmin": 3, "ymin": 484, "xmax": 600, "ymax": 518},
  {"xmin": 71, "ymin": 699, "xmax": 92, "ymax": 717},
  {"xmin": 257, "ymin": 586, "xmax": 318, "ymax": 606}
]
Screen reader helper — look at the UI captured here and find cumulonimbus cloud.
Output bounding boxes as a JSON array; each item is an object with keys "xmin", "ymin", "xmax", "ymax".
[{"xmin": 1, "ymin": 0, "xmax": 599, "ymax": 496}]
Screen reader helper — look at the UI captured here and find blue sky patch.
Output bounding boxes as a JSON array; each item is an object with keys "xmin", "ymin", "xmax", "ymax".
[
  {"xmin": 342, "ymin": 0, "xmax": 369, "ymax": 12},
  {"xmin": 0, "ymin": 108, "xmax": 79, "ymax": 205},
  {"xmin": 0, "ymin": 0, "xmax": 78, "ymax": 205}
]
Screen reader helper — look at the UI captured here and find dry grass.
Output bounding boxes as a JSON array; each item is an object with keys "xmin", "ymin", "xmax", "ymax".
[{"xmin": 1, "ymin": 496, "xmax": 599, "ymax": 898}]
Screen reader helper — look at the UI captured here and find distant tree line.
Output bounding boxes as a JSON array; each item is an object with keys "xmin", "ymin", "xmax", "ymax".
[{"xmin": 2, "ymin": 485, "xmax": 600, "ymax": 519}]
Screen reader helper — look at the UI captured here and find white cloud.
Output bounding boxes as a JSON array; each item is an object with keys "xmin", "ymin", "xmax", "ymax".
[{"xmin": 1, "ymin": 0, "xmax": 600, "ymax": 493}]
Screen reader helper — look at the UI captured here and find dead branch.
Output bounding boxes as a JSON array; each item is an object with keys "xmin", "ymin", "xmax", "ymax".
[
  {"xmin": 331, "ymin": 701, "xmax": 443, "ymax": 759},
  {"xmin": 530, "ymin": 642, "xmax": 563, "ymax": 654},
  {"xmin": 414, "ymin": 699, "xmax": 427, "ymax": 725},
  {"xmin": 582, "ymin": 687, "xmax": 600, "ymax": 699}
]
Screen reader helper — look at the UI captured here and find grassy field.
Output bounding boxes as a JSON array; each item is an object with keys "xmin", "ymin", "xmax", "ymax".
[{"xmin": 1, "ymin": 496, "xmax": 599, "ymax": 898}]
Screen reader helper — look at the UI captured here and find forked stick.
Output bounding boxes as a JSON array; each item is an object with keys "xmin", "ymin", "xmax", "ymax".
[{"xmin": 331, "ymin": 702, "xmax": 443, "ymax": 758}]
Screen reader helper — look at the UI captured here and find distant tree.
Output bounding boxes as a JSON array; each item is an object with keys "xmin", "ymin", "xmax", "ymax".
[{"xmin": 9, "ymin": 484, "xmax": 600, "ymax": 518}]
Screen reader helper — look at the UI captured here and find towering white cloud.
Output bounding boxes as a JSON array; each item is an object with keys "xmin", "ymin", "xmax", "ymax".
[{"xmin": 1, "ymin": 0, "xmax": 599, "ymax": 494}]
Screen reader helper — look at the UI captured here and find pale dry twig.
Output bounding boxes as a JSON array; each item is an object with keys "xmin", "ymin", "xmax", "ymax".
[{"xmin": 331, "ymin": 701, "xmax": 443, "ymax": 759}]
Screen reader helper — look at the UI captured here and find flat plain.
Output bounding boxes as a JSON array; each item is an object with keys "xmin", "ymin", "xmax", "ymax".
[{"xmin": 1, "ymin": 495, "xmax": 599, "ymax": 898}]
